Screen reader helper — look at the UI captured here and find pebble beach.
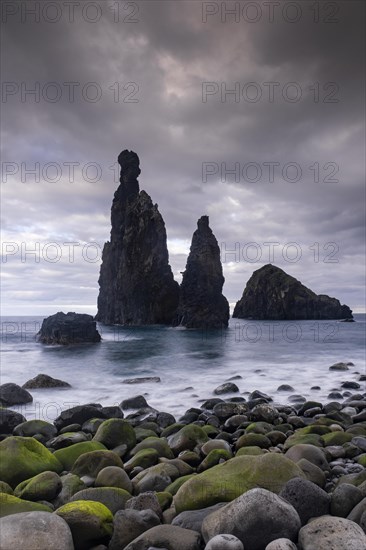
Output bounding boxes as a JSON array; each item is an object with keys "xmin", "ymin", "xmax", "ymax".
[{"xmin": 1, "ymin": 363, "xmax": 366, "ymax": 549}]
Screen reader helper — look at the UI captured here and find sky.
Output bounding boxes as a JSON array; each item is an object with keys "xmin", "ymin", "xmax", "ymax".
[{"xmin": 1, "ymin": 0, "xmax": 365, "ymax": 316}]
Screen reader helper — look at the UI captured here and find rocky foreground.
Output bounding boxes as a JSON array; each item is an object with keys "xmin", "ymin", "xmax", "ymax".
[{"xmin": 0, "ymin": 377, "xmax": 366, "ymax": 549}]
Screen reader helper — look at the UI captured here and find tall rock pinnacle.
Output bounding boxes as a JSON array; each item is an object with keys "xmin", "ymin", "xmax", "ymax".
[
  {"xmin": 174, "ymin": 215, "xmax": 230, "ymax": 329},
  {"xmin": 96, "ymin": 150, "xmax": 179, "ymax": 325}
]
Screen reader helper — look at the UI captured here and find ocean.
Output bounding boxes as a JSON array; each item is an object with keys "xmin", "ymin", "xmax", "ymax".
[{"xmin": 1, "ymin": 315, "xmax": 365, "ymax": 423}]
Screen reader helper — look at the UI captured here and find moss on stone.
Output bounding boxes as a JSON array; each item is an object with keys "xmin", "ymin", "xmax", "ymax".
[
  {"xmin": 129, "ymin": 437, "xmax": 174, "ymax": 459},
  {"xmin": 0, "ymin": 436, "xmax": 63, "ymax": 488},
  {"xmin": 93, "ymin": 418, "xmax": 136, "ymax": 450},
  {"xmin": 54, "ymin": 441, "xmax": 106, "ymax": 471},
  {"xmin": 320, "ymin": 432, "xmax": 353, "ymax": 446},
  {"xmin": 173, "ymin": 453, "xmax": 305, "ymax": 513},
  {"xmin": 14, "ymin": 471, "xmax": 61, "ymax": 501},
  {"xmin": 55, "ymin": 499, "xmax": 113, "ymax": 549},
  {"xmin": 0, "ymin": 492, "xmax": 52, "ymax": 517}
]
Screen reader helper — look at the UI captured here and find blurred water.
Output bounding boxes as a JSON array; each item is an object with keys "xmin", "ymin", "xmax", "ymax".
[{"xmin": 1, "ymin": 315, "xmax": 365, "ymax": 422}]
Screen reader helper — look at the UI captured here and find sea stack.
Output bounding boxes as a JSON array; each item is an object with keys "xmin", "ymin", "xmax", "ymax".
[
  {"xmin": 174, "ymin": 216, "xmax": 230, "ymax": 329},
  {"xmin": 96, "ymin": 150, "xmax": 179, "ymax": 325},
  {"xmin": 233, "ymin": 264, "xmax": 353, "ymax": 320},
  {"xmin": 37, "ymin": 312, "xmax": 101, "ymax": 344}
]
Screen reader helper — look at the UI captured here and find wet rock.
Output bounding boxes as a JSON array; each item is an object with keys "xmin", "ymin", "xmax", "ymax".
[
  {"xmin": 214, "ymin": 383, "xmax": 239, "ymax": 395},
  {"xmin": 329, "ymin": 362, "xmax": 350, "ymax": 371},
  {"xmin": 121, "ymin": 395, "xmax": 150, "ymax": 410},
  {"xmin": 23, "ymin": 373, "xmax": 71, "ymax": 389},
  {"xmin": 0, "ymin": 383, "xmax": 33, "ymax": 406},
  {"xmin": 37, "ymin": 311, "xmax": 101, "ymax": 344},
  {"xmin": 123, "ymin": 377, "xmax": 161, "ymax": 384},
  {"xmin": 233, "ymin": 263, "xmax": 353, "ymax": 320},
  {"xmin": 0, "ymin": 408, "xmax": 26, "ymax": 434},
  {"xmin": 54, "ymin": 404, "xmax": 107, "ymax": 431},
  {"xmin": 96, "ymin": 150, "xmax": 179, "ymax": 325},
  {"xmin": 173, "ymin": 216, "xmax": 229, "ymax": 329}
]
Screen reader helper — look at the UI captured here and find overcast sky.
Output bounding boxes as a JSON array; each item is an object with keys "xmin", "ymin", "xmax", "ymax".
[{"xmin": 1, "ymin": 0, "xmax": 365, "ymax": 316}]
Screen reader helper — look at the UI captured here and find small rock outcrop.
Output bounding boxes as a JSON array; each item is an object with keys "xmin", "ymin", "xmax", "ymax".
[
  {"xmin": 96, "ymin": 150, "xmax": 179, "ymax": 325},
  {"xmin": 37, "ymin": 312, "xmax": 101, "ymax": 344},
  {"xmin": 23, "ymin": 374, "xmax": 71, "ymax": 389},
  {"xmin": 174, "ymin": 216, "xmax": 230, "ymax": 329},
  {"xmin": 233, "ymin": 264, "xmax": 353, "ymax": 320},
  {"xmin": 0, "ymin": 383, "xmax": 33, "ymax": 406}
]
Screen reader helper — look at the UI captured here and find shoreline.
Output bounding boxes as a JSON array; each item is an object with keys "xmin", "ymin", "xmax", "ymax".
[{"xmin": 1, "ymin": 382, "xmax": 366, "ymax": 548}]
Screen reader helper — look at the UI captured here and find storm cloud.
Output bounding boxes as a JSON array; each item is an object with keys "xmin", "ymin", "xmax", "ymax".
[{"xmin": 1, "ymin": 0, "xmax": 365, "ymax": 315}]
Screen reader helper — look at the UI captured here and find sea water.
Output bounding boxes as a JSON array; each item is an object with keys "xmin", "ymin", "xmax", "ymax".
[{"xmin": 1, "ymin": 315, "xmax": 365, "ymax": 422}]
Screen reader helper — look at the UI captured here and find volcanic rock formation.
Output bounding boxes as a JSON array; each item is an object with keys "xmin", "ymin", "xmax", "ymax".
[
  {"xmin": 233, "ymin": 264, "xmax": 353, "ymax": 320},
  {"xmin": 96, "ymin": 150, "xmax": 179, "ymax": 325},
  {"xmin": 174, "ymin": 216, "xmax": 230, "ymax": 329},
  {"xmin": 37, "ymin": 312, "xmax": 101, "ymax": 344}
]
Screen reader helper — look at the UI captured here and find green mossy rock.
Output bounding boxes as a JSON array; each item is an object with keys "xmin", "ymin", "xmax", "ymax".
[
  {"xmin": 161, "ymin": 423, "xmax": 185, "ymax": 438},
  {"xmin": 174, "ymin": 453, "xmax": 305, "ymax": 513},
  {"xmin": 357, "ymin": 454, "xmax": 366, "ymax": 467},
  {"xmin": 124, "ymin": 448, "xmax": 159, "ymax": 473},
  {"xmin": 134, "ymin": 427, "xmax": 158, "ymax": 442},
  {"xmin": 266, "ymin": 431, "xmax": 287, "ymax": 446},
  {"xmin": 201, "ymin": 425, "xmax": 220, "ymax": 437},
  {"xmin": 0, "ymin": 493, "xmax": 52, "ymax": 517},
  {"xmin": 13, "ymin": 419, "xmax": 57, "ymax": 440},
  {"xmin": 283, "ymin": 432, "xmax": 323, "ymax": 450},
  {"xmin": 198, "ymin": 449, "xmax": 232, "ymax": 472},
  {"xmin": 14, "ymin": 471, "xmax": 62, "ymax": 501},
  {"xmin": 346, "ymin": 426, "xmax": 366, "ymax": 436},
  {"xmin": 236, "ymin": 433, "xmax": 271, "ymax": 450},
  {"xmin": 245, "ymin": 422, "xmax": 273, "ymax": 434},
  {"xmin": 71, "ymin": 450, "xmax": 124, "ymax": 479},
  {"xmin": 54, "ymin": 441, "xmax": 106, "ymax": 471},
  {"xmin": 70, "ymin": 487, "xmax": 131, "ymax": 514},
  {"xmin": 295, "ymin": 425, "xmax": 331, "ymax": 436},
  {"xmin": 0, "ymin": 436, "xmax": 63, "ymax": 488},
  {"xmin": 167, "ymin": 424, "xmax": 209, "ymax": 455},
  {"xmin": 93, "ymin": 418, "xmax": 136, "ymax": 450},
  {"xmin": 177, "ymin": 450, "xmax": 201, "ymax": 466},
  {"xmin": 320, "ymin": 432, "xmax": 353, "ymax": 446},
  {"xmin": 156, "ymin": 491, "xmax": 173, "ymax": 510},
  {"xmin": 55, "ymin": 500, "xmax": 113, "ymax": 550},
  {"xmin": 235, "ymin": 446, "xmax": 265, "ymax": 456},
  {"xmin": 129, "ymin": 437, "xmax": 174, "ymax": 459},
  {"xmin": 335, "ymin": 470, "xmax": 366, "ymax": 488},
  {"xmin": 165, "ymin": 474, "xmax": 197, "ymax": 496},
  {"xmin": 0, "ymin": 481, "xmax": 13, "ymax": 495}
]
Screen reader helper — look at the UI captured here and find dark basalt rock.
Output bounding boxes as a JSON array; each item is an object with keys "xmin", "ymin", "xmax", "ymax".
[
  {"xmin": 174, "ymin": 216, "xmax": 229, "ymax": 329},
  {"xmin": 23, "ymin": 374, "xmax": 71, "ymax": 389},
  {"xmin": 0, "ymin": 383, "xmax": 33, "ymax": 406},
  {"xmin": 37, "ymin": 312, "xmax": 101, "ymax": 344},
  {"xmin": 96, "ymin": 150, "xmax": 179, "ymax": 325},
  {"xmin": 233, "ymin": 264, "xmax": 353, "ymax": 320}
]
